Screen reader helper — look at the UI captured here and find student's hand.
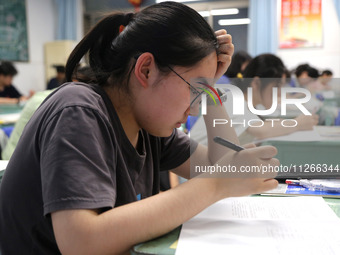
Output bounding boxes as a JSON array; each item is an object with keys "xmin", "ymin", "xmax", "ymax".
[
  {"xmin": 214, "ymin": 30, "xmax": 234, "ymax": 81},
  {"xmin": 211, "ymin": 145, "xmax": 279, "ymax": 198},
  {"xmin": 295, "ymin": 114, "xmax": 319, "ymax": 130},
  {"xmin": 28, "ymin": 90, "xmax": 35, "ymax": 98}
]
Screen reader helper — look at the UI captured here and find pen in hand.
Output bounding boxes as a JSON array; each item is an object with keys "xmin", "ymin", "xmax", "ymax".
[{"xmin": 213, "ymin": 136, "xmax": 244, "ymax": 152}]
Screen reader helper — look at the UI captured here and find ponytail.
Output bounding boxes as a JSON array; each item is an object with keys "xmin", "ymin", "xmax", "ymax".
[{"xmin": 66, "ymin": 13, "xmax": 134, "ymax": 84}]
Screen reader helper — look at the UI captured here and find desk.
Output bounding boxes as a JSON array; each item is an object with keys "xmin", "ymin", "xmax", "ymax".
[
  {"xmin": 131, "ymin": 197, "xmax": 340, "ymax": 255},
  {"xmin": 261, "ymin": 126, "xmax": 340, "ymax": 167},
  {"xmin": 0, "ymin": 104, "xmax": 23, "ymax": 126}
]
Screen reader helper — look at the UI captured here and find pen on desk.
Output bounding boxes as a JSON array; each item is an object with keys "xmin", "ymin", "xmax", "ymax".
[
  {"xmin": 285, "ymin": 179, "xmax": 301, "ymax": 185},
  {"xmin": 213, "ymin": 136, "xmax": 244, "ymax": 152},
  {"xmin": 285, "ymin": 179, "xmax": 311, "ymax": 188}
]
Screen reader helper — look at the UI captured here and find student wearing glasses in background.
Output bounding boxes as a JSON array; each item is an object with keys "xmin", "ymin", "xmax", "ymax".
[{"xmin": 0, "ymin": 2, "xmax": 279, "ymax": 254}]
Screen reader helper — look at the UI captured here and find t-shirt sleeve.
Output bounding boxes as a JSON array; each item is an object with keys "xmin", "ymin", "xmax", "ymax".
[
  {"xmin": 39, "ymin": 106, "xmax": 116, "ymax": 216},
  {"xmin": 159, "ymin": 129, "xmax": 198, "ymax": 171},
  {"xmin": 9, "ymin": 85, "xmax": 22, "ymax": 98}
]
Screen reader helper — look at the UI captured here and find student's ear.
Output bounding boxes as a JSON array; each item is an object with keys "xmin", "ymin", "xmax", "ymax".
[{"xmin": 134, "ymin": 53, "xmax": 158, "ymax": 88}]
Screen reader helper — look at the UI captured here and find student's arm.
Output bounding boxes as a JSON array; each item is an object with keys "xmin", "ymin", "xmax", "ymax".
[
  {"xmin": 52, "ymin": 149, "xmax": 278, "ymax": 255},
  {"xmin": 0, "ymin": 97, "xmax": 20, "ymax": 104},
  {"xmin": 169, "ymin": 171, "xmax": 180, "ymax": 187},
  {"xmin": 247, "ymin": 114, "xmax": 319, "ymax": 140}
]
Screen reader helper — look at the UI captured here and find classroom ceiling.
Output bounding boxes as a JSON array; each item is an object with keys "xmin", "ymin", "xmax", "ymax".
[{"xmin": 83, "ymin": 0, "xmax": 249, "ymax": 14}]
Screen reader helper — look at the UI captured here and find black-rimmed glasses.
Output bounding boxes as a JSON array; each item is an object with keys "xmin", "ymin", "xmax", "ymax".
[{"xmin": 166, "ymin": 65, "xmax": 204, "ymax": 107}]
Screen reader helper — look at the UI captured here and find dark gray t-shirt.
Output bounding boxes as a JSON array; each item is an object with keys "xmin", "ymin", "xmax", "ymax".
[{"xmin": 0, "ymin": 82, "xmax": 196, "ymax": 254}]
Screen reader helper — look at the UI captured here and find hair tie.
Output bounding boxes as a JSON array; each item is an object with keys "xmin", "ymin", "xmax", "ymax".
[
  {"xmin": 119, "ymin": 25, "xmax": 125, "ymax": 33},
  {"xmin": 119, "ymin": 13, "xmax": 134, "ymax": 34}
]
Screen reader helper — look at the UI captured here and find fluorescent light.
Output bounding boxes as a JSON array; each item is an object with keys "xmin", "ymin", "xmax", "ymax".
[
  {"xmin": 211, "ymin": 8, "xmax": 239, "ymax": 16},
  {"xmin": 156, "ymin": 0, "xmax": 201, "ymax": 3},
  {"xmin": 198, "ymin": 8, "xmax": 239, "ymax": 18},
  {"xmin": 198, "ymin": 11, "xmax": 210, "ymax": 17},
  {"xmin": 218, "ymin": 18, "xmax": 251, "ymax": 26}
]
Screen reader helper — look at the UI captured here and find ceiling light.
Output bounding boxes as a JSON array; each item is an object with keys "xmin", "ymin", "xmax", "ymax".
[
  {"xmin": 210, "ymin": 8, "xmax": 239, "ymax": 16},
  {"xmin": 198, "ymin": 11, "xmax": 210, "ymax": 17},
  {"xmin": 218, "ymin": 18, "xmax": 251, "ymax": 26}
]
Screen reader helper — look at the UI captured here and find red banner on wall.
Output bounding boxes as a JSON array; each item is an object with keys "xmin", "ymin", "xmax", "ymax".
[{"xmin": 279, "ymin": 0, "xmax": 322, "ymax": 49}]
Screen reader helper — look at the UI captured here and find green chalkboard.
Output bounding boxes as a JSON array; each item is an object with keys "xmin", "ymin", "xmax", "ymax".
[{"xmin": 0, "ymin": 0, "xmax": 29, "ymax": 62}]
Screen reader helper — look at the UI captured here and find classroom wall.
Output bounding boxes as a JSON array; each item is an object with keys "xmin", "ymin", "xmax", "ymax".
[
  {"xmin": 12, "ymin": 0, "xmax": 84, "ymax": 95},
  {"xmin": 277, "ymin": 0, "xmax": 340, "ymax": 78}
]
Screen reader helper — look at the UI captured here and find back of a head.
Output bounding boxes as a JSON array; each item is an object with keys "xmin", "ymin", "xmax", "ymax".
[
  {"xmin": 55, "ymin": 65, "xmax": 65, "ymax": 74},
  {"xmin": 66, "ymin": 1, "xmax": 218, "ymax": 89},
  {"xmin": 225, "ymin": 51, "xmax": 252, "ymax": 78},
  {"xmin": 321, "ymin": 70, "xmax": 333, "ymax": 77},
  {"xmin": 0, "ymin": 61, "xmax": 18, "ymax": 76},
  {"xmin": 307, "ymin": 67, "xmax": 319, "ymax": 79},
  {"xmin": 295, "ymin": 64, "xmax": 310, "ymax": 78},
  {"xmin": 233, "ymin": 54, "xmax": 285, "ymax": 92}
]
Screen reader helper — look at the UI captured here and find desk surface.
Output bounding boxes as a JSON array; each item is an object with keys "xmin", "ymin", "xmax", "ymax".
[
  {"xmin": 0, "ymin": 104, "xmax": 23, "ymax": 125},
  {"xmin": 0, "ymin": 104, "xmax": 24, "ymax": 114},
  {"xmin": 131, "ymin": 197, "xmax": 340, "ymax": 255},
  {"xmin": 260, "ymin": 126, "xmax": 340, "ymax": 169}
]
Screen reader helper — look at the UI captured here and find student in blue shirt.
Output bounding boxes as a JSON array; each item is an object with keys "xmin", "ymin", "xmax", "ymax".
[{"xmin": 0, "ymin": 2, "xmax": 279, "ymax": 254}]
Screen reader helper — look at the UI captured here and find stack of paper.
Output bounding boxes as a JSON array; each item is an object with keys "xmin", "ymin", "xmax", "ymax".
[{"xmin": 176, "ymin": 197, "xmax": 340, "ymax": 255}]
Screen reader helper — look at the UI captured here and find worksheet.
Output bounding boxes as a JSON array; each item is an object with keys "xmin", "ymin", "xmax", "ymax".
[{"xmin": 176, "ymin": 197, "xmax": 340, "ymax": 255}]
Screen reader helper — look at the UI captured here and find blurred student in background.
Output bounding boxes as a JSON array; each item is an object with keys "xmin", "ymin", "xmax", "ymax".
[
  {"xmin": 318, "ymin": 70, "xmax": 333, "ymax": 90},
  {"xmin": 47, "ymin": 65, "xmax": 66, "ymax": 90},
  {"xmin": 191, "ymin": 54, "xmax": 319, "ymax": 145},
  {"xmin": 217, "ymin": 51, "xmax": 252, "ymax": 84},
  {"xmin": 225, "ymin": 51, "xmax": 252, "ymax": 78},
  {"xmin": 0, "ymin": 61, "xmax": 33, "ymax": 104}
]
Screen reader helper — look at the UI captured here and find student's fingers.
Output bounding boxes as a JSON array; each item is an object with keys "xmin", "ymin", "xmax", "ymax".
[
  {"xmin": 215, "ymin": 29, "xmax": 227, "ymax": 37},
  {"xmin": 217, "ymin": 43, "xmax": 234, "ymax": 59},
  {"xmin": 215, "ymin": 33, "xmax": 234, "ymax": 80},
  {"xmin": 247, "ymin": 145, "xmax": 278, "ymax": 159},
  {"xmin": 216, "ymin": 33, "xmax": 232, "ymax": 45},
  {"xmin": 216, "ymin": 54, "xmax": 232, "ymax": 69},
  {"xmin": 260, "ymin": 179, "xmax": 279, "ymax": 192},
  {"xmin": 243, "ymin": 143, "xmax": 256, "ymax": 149}
]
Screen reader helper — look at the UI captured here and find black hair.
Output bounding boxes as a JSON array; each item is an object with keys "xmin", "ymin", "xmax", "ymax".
[
  {"xmin": 307, "ymin": 67, "xmax": 319, "ymax": 79},
  {"xmin": 295, "ymin": 64, "xmax": 310, "ymax": 78},
  {"xmin": 66, "ymin": 1, "xmax": 218, "ymax": 90},
  {"xmin": 321, "ymin": 70, "xmax": 333, "ymax": 76},
  {"xmin": 0, "ymin": 61, "xmax": 18, "ymax": 76},
  {"xmin": 225, "ymin": 51, "xmax": 252, "ymax": 78},
  {"xmin": 72, "ymin": 66, "xmax": 96, "ymax": 83},
  {"xmin": 54, "ymin": 65, "xmax": 65, "ymax": 73},
  {"xmin": 231, "ymin": 54, "xmax": 285, "ymax": 93}
]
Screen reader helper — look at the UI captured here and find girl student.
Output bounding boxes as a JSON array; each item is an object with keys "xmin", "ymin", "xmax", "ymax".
[
  {"xmin": 191, "ymin": 54, "xmax": 319, "ymax": 145},
  {"xmin": 0, "ymin": 2, "xmax": 279, "ymax": 254}
]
